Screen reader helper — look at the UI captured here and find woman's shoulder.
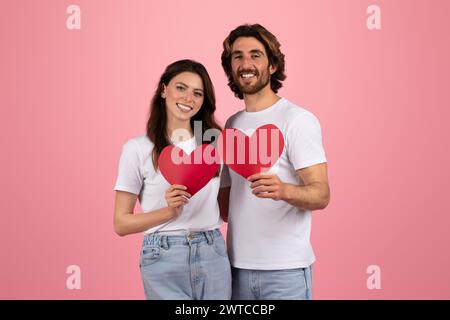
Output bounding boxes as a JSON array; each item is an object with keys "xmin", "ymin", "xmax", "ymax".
[{"xmin": 121, "ymin": 135, "xmax": 154, "ymax": 155}]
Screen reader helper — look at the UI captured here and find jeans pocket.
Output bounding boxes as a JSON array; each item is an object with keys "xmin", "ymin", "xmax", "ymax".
[
  {"xmin": 212, "ymin": 236, "xmax": 228, "ymax": 257},
  {"xmin": 140, "ymin": 245, "xmax": 162, "ymax": 268}
]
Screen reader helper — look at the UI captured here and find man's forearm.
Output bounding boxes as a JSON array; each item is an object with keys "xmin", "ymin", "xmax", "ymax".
[{"xmin": 282, "ymin": 182, "xmax": 330, "ymax": 211}]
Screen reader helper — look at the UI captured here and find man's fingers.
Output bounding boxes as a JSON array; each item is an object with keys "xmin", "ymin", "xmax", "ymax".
[
  {"xmin": 252, "ymin": 186, "xmax": 277, "ymax": 194},
  {"xmin": 247, "ymin": 173, "xmax": 275, "ymax": 182},
  {"xmin": 250, "ymin": 177, "xmax": 276, "ymax": 189},
  {"xmin": 254, "ymin": 191, "xmax": 277, "ymax": 199}
]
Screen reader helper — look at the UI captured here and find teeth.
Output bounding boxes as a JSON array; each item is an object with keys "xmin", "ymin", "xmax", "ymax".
[
  {"xmin": 177, "ymin": 103, "xmax": 193, "ymax": 111},
  {"xmin": 241, "ymin": 74, "xmax": 255, "ymax": 78}
]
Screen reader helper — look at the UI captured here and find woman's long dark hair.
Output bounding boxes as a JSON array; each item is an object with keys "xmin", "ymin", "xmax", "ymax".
[{"xmin": 147, "ymin": 59, "xmax": 222, "ymax": 170}]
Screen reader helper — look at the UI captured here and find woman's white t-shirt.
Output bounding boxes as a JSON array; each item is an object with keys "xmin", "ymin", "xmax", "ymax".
[{"xmin": 114, "ymin": 135, "xmax": 222, "ymax": 234}]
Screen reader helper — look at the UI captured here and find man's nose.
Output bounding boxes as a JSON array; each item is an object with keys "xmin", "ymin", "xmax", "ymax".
[{"xmin": 240, "ymin": 56, "xmax": 253, "ymax": 70}]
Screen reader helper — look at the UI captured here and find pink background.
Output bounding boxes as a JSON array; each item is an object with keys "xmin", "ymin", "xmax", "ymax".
[{"xmin": 1, "ymin": 0, "xmax": 449, "ymax": 299}]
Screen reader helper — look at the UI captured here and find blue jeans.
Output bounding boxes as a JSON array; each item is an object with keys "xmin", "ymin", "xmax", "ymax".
[
  {"xmin": 231, "ymin": 265, "xmax": 313, "ymax": 300},
  {"xmin": 139, "ymin": 229, "xmax": 232, "ymax": 300}
]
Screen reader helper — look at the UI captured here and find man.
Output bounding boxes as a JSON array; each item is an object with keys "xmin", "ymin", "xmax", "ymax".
[{"xmin": 218, "ymin": 24, "xmax": 330, "ymax": 300}]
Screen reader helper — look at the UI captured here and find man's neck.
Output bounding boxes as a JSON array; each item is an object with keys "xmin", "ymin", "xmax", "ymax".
[{"xmin": 243, "ymin": 85, "xmax": 280, "ymax": 112}]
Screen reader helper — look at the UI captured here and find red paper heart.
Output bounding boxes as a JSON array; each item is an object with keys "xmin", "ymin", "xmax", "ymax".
[
  {"xmin": 218, "ymin": 124, "xmax": 285, "ymax": 179},
  {"xmin": 158, "ymin": 144, "xmax": 219, "ymax": 196}
]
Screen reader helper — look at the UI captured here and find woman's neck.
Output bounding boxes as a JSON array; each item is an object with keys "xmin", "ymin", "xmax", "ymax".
[{"xmin": 166, "ymin": 119, "xmax": 193, "ymax": 142}]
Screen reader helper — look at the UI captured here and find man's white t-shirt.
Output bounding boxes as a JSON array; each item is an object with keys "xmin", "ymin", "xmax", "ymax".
[
  {"xmin": 221, "ymin": 97, "xmax": 327, "ymax": 270},
  {"xmin": 114, "ymin": 135, "xmax": 222, "ymax": 234}
]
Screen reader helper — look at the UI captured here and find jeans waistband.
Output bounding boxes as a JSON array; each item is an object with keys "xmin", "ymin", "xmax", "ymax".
[{"xmin": 143, "ymin": 229, "xmax": 222, "ymax": 248}]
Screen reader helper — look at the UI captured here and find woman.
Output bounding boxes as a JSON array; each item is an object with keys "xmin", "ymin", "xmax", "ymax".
[{"xmin": 113, "ymin": 59, "xmax": 231, "ymax": 300}]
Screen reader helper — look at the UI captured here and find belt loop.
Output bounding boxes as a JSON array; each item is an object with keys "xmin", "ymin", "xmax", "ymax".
[
  {"xmin": 161, "ymin": 235, "xmax": 169, "ymax": 250},
  {"xmin": 205, "ymin": 231, "xmax": 213, "ymax": 245}
]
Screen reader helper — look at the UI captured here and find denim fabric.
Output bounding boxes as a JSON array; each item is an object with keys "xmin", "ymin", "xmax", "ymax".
[
  {"xmin": 140, "ymin": 229, "xmax": 232, "ymax": 300},
  {"xmin": 231, "ymin": 265, "xmax": 313, "ymax": 300}
]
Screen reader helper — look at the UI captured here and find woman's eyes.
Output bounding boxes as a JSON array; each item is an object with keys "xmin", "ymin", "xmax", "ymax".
[{"xmin": 176, "ymin": 85, "xmax": 202, "ymax": 97}]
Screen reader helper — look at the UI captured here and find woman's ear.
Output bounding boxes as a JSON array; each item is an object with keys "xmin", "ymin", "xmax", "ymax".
[{"xmin": 161, "ymin": 84, "xmax": 167, "ymax": 99}]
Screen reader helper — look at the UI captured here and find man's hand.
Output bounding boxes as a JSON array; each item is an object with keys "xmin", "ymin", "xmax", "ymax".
[
  {"xmin": 248, "ymin": 173, "xmax": 287, "ymax": 201},
  {"xmin": 247, "ymin": 163, "xmax": 330, "ymax": 210}
]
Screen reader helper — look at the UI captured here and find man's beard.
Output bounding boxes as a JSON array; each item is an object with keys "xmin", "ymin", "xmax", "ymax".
[{"xmin": 233, "ymin": 67, "xmax": 271, "ymax": 95}]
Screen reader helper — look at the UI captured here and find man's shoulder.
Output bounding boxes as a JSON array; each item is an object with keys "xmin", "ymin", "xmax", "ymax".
[
  {"xmin": 224, "ymin": 98, "xmax": 321, "ymax": 127},
  {"xmin": 279, "ymin": 98, "xmax": 321, "ymax": 124},
  {"xmin": 224, "ymin": 109, "xmax": 246, "ymax": 127}
]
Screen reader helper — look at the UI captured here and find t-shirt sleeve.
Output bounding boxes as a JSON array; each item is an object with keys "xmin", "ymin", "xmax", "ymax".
[
  {"xmin": 287, "ymin": 111, "xmax": 327, "ymax": 170},
  {"xmin": 114, "ymin": 139, "xmax": 144, "ymax": 195}
]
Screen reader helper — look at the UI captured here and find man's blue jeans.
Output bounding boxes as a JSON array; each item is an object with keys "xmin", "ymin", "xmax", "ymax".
[{"xmin": 231, "ymin": 265, "xmax": 313, "ymax": 300}]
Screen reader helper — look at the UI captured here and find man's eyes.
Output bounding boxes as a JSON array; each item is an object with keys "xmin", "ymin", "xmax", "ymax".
[{"xmin": 233, "ymin": 54, "xmax": 260, "ymax": 59}]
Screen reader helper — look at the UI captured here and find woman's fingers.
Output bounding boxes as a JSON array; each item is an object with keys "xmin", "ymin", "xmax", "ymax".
[
  {"xmin": 166, "ymin": 185, "xmax": 191, "ymax": 198},
  {"xmin": 171, "ymin": 200, "xmax": 187, "ymax": 208},
  {"xmin": 166, "ymin": 190, "xmax": 191, "ymax": 199},
  {"xmin": 167, "ymin": 195, "xmax": 189, "ymax": 206},
  {"xmin": 167, "ymin": 185, "xmax": 188, "ymax": 193},
  {"xmin": 165, "ymin": 185, "xmax": 190, "ymax": 212},
  {"xmin": 172, "ymin": 190, "xmax": 191, "ymax": 198},
  {"xmin": 170, "ymin": 184, "xmax": 187, "ymax": 190},
  {"xmin": 173, "ymin": 195, "xmax": 189, "ymax": 203}
]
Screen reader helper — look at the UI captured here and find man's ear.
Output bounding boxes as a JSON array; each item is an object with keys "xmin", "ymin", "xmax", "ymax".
[{"xmin": 269, "ymin": 64, "xmax": 277, "ymax": 75}]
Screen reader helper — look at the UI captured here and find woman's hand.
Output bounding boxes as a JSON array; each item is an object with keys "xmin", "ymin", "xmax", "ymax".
[{"xmin": 165, "ymin": 185, "xmax": 191, "ymax": 218}]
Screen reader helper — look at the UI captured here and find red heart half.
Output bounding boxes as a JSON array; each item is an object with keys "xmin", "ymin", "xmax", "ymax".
[
  {"xmin": 158, "ymin": 144, "xmax": 219, "ymax": 196},
  {"xmin": 218, "ymin": 124, "xmax": 285, "ymax": 179}
]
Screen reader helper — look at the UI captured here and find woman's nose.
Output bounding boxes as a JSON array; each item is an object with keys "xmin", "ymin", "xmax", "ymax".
[{"xmin": 183, "ymin": 90, "xmax": 194, "ymax": 102}]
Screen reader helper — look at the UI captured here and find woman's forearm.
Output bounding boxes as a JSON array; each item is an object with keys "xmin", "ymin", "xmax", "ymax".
[{"xmin": 114, "ymin": 207, "xmax": 173, "ymax": 236}]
